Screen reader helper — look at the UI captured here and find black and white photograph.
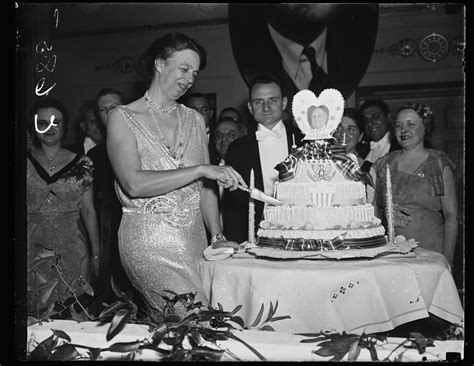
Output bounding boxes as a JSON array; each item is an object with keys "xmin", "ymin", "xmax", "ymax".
[{"xmin": 14, "ymin": 3, "xmax": 466, "ymax": 363}]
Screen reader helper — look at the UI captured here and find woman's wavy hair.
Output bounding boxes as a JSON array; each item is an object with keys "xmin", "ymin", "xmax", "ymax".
[
  {"xmin": 29, "ymin": 98, "xmax": 69, "ymax": 148},
  {"xmin": 144, "ymin": 32, "xmax": 207, "ymax": 85},
  {"xmin": 396, "ymin": 102, "xmax": 435, "ymax": 136}
]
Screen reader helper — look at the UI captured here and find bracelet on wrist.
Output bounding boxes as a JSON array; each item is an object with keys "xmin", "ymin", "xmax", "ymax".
[{"xmin": 211, "ymin": 234, "xmax": 226, "ymax": 244}]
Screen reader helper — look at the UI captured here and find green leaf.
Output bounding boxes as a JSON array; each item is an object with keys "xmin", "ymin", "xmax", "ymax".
[
  {"xmin": 27, "ymin": 316, "xmax": 40, "ymax": 327},
  {"xmin": 50, "ymin": 344, "xmax": 80, "ymax": 360},
  {"xmin": 38, "ymin": 279, "xmax": 58, "ymax": 306},
  {"xmin": 88, "ymin": 348, "xmax": 102, "ymax": 360},
  {"xmin": 248, "ymin": 304, "xmax": 264, "ymax": 328},
  {"xmin": 97, "ymin": 300, "xmax": 128, "ymax": 319},
  {"xmin": 268, "ymin": 315, "xmax": 291, "ymax": 322},
  {"xmin": 300, "ymin": 336, "xmax": 327, "ymax": 343},
  {"xmin": 176, "ymin": 312, "xmax": 198, "ymax": 327},
  {"xmin": 109, "ymin": 340, "xmax": 142, "ymax": 353},
  {"xmin": 191, "ymin": 345, "xmax": 225, "ymax": 361},
  {"xmin": 265, "ymin": 301, "xmax": 274, "ymax": 323},
  {"xmin": 28, "ymin": 334, "xmax": 55, "ymax": 360},
  {"xmin": 217, "ymin": 302, "xmax": 223, "ymax": 311},
  {"xmin": 226, "ymin": 316, "xmax": 245, "ymax": 330},
  {"xmin": 51, "ymin": 329, "xmax": 71, "ymax": 342},
  {"xmin": 107, "ymin": 308, "xmax": 132, "ymax": 341},
  {"xmin": 368, "ymin": 344, "xmax": 378, "ymax": 361},
  {"xmin": 39, "ymin": 302, "xmax": 56, "ymax": 320},
  {"xmin": 313, "ymin": 347, "xmax": 337, "ymax": 357},
  {"xmin": 33, "ymin": 271, "xmax": 49, "ymax": 285},
  {"xmin": 110, "ymin": 276, "xmax": 126, "ymax": 298},
  {"xmin": 79, "ymin": 278, "xmax": 94, "ymax": 297},
  {"xmin": 347, "ymin": 339, "xmax": 361, "ymax": 361},
  {"xmin": 34, "ymin": 244, "xmax": 56, "ymax": 259},
  {"xmin": 69, "ymin": 304, "xmax": 88, "ymax": 322},
  {"xmin": 229, "ymin": 304, "xmax": 243, "ymax": 316}
]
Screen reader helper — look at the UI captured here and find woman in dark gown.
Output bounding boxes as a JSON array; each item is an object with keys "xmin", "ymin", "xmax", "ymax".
[{"xmin": 27, "ymin": 98, "xmax": 100, "ymax": 316}]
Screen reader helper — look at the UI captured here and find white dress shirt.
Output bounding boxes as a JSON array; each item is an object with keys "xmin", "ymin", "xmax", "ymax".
[
  {"xmin": 268, "ymin": 23, "xmax": 328, "ymax": 91},
  {"xmin": 257, "ymin": 121, "xmax": 288, "ymax": 196},
  {"xmin": 83, "ymin": 137, "xmax": 98, "ymax": 155},
  {"xmin": 365, "ymin": 132, "xmax": 391, "ymax": 163}
]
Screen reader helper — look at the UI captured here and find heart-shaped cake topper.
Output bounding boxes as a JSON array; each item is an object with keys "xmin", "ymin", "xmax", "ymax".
[{"xmin": 292, "ymin": 89, "xmax": 345, "ymax": 140}]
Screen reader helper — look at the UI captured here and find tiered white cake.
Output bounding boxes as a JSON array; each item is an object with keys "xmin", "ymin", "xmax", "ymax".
[{"xmin": 256, "ymin": 89, "xmax": 386, "ymax": 250}]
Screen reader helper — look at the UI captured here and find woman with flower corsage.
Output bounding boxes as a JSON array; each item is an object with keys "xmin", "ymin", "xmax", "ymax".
[
  {"xmin": 106, "ymin": 33, "xmax": 246, "ymax": 316},
  {"xmin": 369, "ymin": 103, "xmax": 458, "ymax": 266},
  {"xmin": 27, "ymin": 98, "xmax": 100, "ymax": 315}
]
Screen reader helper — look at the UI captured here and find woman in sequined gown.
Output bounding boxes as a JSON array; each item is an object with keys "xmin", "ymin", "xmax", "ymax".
[
  {"xmin": 27, "ymin": 98, "xmax": 100, "ymax": 315},
  {"xmin": 370, "ymin": 103, "xmax": 458, "ymax": 265},
  {"xmin": 106, "ymin": 33, "xmax": 247, "ymax": 313}
]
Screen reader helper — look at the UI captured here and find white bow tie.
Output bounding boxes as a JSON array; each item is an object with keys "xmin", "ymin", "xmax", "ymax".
[{"xmin": 256, "ymin": 129, "xmax": 282, "ymax": 141}]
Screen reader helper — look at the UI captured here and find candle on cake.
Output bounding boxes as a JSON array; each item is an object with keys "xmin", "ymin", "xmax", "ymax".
[
  {"xmin": 385, "ymin": 165, "xmax": 395, "ymax": 243},
  {"xmin": 248, "ymin": 168, "xmax": 255, "ymax": 244}
]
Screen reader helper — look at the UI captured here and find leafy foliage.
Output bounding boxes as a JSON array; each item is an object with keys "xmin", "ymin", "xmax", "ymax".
[
  {"xmin": 27, "ymin": 243, "xmax": 96, "ymax": 325},
  {"xmin": 27, "ymin": 281, "xmax": 292, "ymax": 361},
  {"xmin": 299, "ymin": 323, "xmax": 464, "ymax": 362}
]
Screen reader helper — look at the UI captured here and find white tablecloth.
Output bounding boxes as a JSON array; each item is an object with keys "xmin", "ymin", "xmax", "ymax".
[{"xmin": 199, "ymin": 247, "xmax": 463, "ymax": 335}]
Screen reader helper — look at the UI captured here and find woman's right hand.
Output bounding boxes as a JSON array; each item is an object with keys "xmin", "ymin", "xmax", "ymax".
[{"xmin": 201, "ymin": 164, "xmax": 247, "ymax": 191}]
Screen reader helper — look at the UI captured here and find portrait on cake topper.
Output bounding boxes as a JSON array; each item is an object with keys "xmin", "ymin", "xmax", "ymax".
[{"xmin": 292, "ymin": 88, "xmax": 344, "ymax": 140}]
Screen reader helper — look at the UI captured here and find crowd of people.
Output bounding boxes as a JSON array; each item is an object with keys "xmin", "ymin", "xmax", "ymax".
[{"xmin": 26, "ymin": 31, "xmax": 460, "ymax": 320}]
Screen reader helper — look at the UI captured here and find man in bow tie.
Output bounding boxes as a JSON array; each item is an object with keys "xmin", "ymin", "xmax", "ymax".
[
  {"xmin": 358, "ymin": 99, "xmax": 401, "ymax": 172},
  {"xmin": 222, "ymin": 73, "xmax": 304, "ymax": 243}
]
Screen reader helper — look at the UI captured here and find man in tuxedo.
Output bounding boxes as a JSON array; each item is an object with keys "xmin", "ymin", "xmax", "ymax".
[
  {"xmin": 222, "ymin": 73, "xmax": 304, "ymax": 244},
  {"xmin": 228, "ymin": 3, "xmax": 379, "ymax": 109},
  {"xmin": 87, "ymin": 88, "xmax": 131, "ymax": 303},
  {"xmin": 65, "ymin": 100, "xmax": 104, "ymax": 155},
  {"xmin": 182, "ymin": 92, "xmax": 214, "ymax": 139},
  {"xmin": 358, "ymin": 99, "xmax": 401, "ymax": 172}
]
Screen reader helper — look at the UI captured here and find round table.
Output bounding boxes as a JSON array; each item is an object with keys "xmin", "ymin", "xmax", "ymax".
[{"xmin": 199, "ymin": 247, "xmax": 463, "ymax": 334}]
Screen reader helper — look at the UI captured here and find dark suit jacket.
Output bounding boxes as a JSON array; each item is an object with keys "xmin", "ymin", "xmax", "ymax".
[
  {"xmin": 64, "ymin": 142, "xmax": 85, "ymax": 156},
  {"xmin": 228, "ymin": 4, "xmax": 379, "ymax": 104},
  {"xmin": 87, "ymin": 142, "xmax": 121, "ymax": 211},
  {"xmin": 222, "ymin": 122, "xmax": 305, "ymax": 243}
]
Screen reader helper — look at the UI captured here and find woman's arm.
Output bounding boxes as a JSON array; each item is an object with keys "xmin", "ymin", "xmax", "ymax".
[
  {"xmin": 440, "ymin": 166, "xmax": 458, "ymax": 265},
  {"xmin": 106, "ymin": 108, "xmax": 246, "ymax": 198},
  {"xmin": 80, "ymin": 184, "xmax": 100, "ymax": 276}
]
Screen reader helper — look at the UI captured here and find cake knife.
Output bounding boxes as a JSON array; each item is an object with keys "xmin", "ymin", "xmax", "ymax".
[{"xmin": 237, "ymin": 185, "xmax": 282, "ymax": 206}]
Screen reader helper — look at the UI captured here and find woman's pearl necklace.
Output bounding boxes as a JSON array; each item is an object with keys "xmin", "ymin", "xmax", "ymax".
[{"xmin": 144, "ymin": 90, "xmax": 178, "ymax": 114}]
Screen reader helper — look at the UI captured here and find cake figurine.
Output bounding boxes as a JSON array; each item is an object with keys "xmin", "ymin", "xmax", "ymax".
[{"xmin": 256, "ymin": 89, "xmax": 387, "ymax": 251}]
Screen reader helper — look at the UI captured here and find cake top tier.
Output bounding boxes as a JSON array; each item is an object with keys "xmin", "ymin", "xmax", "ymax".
[{"xmin": 292, "ymin": 88, "xmax": 344, "ymax": 141}]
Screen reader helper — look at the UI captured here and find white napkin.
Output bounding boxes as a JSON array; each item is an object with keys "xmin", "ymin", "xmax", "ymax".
[
  {"xmin": 203, "ymin": 246, "xmax": 235, "ymax": 261},
  {"xmin": 203, "ymin": 242, "xmax": 257, "ymax": 261}
]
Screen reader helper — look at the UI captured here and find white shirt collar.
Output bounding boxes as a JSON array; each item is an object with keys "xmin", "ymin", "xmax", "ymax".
[
  {"xmin": 268, "ymin": 23, "xmax": 327, "ymax": 79},
  {"xmin": 257, "ymin": 120, "xmax": 285, "ymax": 133},
  {"xmin": 370, "ymin": 131, "xmax": 391, "ymax": 148},
  {"xmin": 83, "ymin": 136, "xmax": 97, "ymax": 154}
]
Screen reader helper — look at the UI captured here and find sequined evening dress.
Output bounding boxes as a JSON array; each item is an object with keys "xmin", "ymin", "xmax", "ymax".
[
  {"xmin": 27, "ymin": 152, "xmax": 94, "ymax": 312},
  {"xmin": 114, "ymin": 105, "xmax": 209, "ymax": 312},
  {"xmin": 374, "ymin": 149, "xmax": 456, "ymax": 254}
]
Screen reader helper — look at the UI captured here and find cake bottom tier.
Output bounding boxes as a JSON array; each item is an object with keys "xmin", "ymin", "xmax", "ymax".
[
  {"xmin": 257, "ymin": 235, "xmax": 387, "ymax": 251},
  {"xmin": 257, "ymin": 225, "xmax": 386, "ymax": 241}
]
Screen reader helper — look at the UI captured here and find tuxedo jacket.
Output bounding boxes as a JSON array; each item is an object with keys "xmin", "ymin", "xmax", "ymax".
[
  {"xmin": 64, "ymin": 142, "xmax": 85, "ymax": 156},
  {"xmin": 228, "ymin": 4, "xmax": 379, "ymax": 103},
  {"xmin": 222, "ymin": 122, "xmax": 305, "ymax": 243},
  {"xmin": 87, "ymin": 142, "xmax": 121, "ymax": 211}
]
